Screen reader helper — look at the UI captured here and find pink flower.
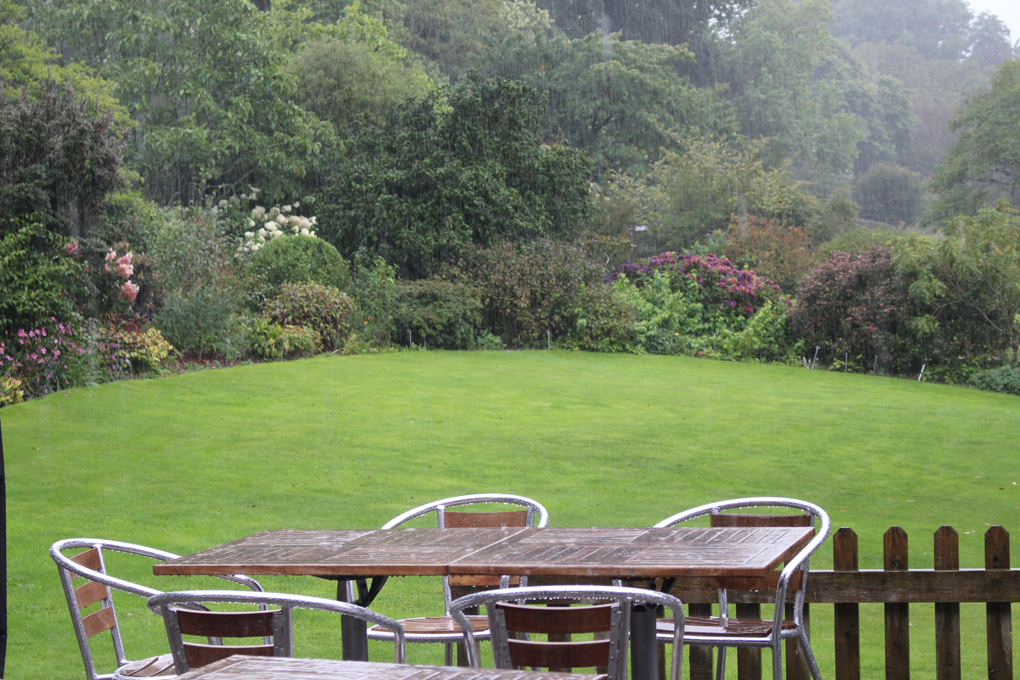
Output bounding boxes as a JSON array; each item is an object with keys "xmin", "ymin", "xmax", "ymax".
[
  {"xmin": 105, "ymin": 250, "xmax": 117, "ymax": 263},
  {"xmin": 64, "ymin": 241, "xmax": 80, "ymax": 256},
  {"xmin": 119, "ymin": 281, "xmax": 140, "ymax": 304}
]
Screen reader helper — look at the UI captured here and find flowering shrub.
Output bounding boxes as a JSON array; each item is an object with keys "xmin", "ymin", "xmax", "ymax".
[
  {"xmin": 100, "ymin": 247, "xmax": 141, "ymax": 309},
  {"xmin": 236, "ymin": 202, "xmax": 318, "ymax": 254},
  {"xmin": 0, "ymin": 321, "xmax": 91, "ymax": 397},
  {"xmin": 607, "ymin": 252, "xmax": 791, "ymax": 360}
]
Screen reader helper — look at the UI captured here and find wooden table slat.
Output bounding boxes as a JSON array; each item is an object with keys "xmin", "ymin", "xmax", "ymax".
[{"xmin": 176, "ymin": 656, "xmax": 604, "ymax": 680}]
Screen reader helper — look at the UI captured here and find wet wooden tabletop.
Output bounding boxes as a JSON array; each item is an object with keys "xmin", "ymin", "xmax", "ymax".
[
  {"xmin": 175, "ymin": 656, "xmax": 605, "ymax": 680},
  {"xmin": 154, "ymin": 526, "xmax": 813, "ymax": 580}
]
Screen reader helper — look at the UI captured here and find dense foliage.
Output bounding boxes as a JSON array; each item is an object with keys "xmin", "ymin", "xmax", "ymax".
[
  {"xmin": 0, "ymin": 80, "xmax": 123, "ymax": 238},
  {"xmin": 245, "ymin": 236, "xmax": 350, "ymax": 308},
  {"xmin": 263, "ymin": 282, "xmax": 355, "ymax": 351},
  {"xmin": 391, "ymin": 279, "xmax": 483, "ymax": 349},
  {"xmin": 31, "ymin": 0, "xmax": 334, "ymax": 205},
  {"xmin": 927, "ymin": 59, "xmax": 1020, "ymax": 224},
  {"xmin": 316, "ymin": 76, "xmax": 593, "ymax": 278},
  {"xmin": 447, "ymin": 239, "xmax": 634, "ymax": 350}
]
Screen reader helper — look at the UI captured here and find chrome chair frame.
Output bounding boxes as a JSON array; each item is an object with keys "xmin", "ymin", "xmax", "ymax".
[
  {"xmin": 363, "ymin": 494, "xmax": 550, "ymax": 664},
  {"xmin": 653, "ymin": 497, "xmax": 831, "ymax": 680},
  {"xmin": 147, "ymin": 590, "xmax": 406, "ymax": 674},
  {"xmin": 50, "ymin": 538, "xmax": 263, "ymax": 680},
  {"xmin": 449, "ymin": 585, "xmax": 684, "ymax": 680}
]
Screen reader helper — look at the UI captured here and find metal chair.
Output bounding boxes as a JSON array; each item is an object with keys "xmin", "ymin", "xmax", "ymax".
[
  {"xmin": 364, "ymin": 493, "xmax": 550, "ymax": 664},
  {"xmin": 450, "ymin": 585, "xmax": 684, "ymax": 680},
  {"xmin": 653, "ymin": 497, "xmax": 831, "ymax": 680},
  {"xmin": 147, "ymin": 590, "xmax": 406, "ymax": 674},
  {"xmin": 50, "ymin": 538, "xmax": 264, "ymax": 680}
]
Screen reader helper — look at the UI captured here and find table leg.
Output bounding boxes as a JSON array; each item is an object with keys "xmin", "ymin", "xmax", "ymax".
[
  {"xmin": 631, "ymin": 602, "xmax": 658, "ymax": 680},
  {"xmin": 335, "ymin": 576, "xmax": 388, "ymax": 661}
]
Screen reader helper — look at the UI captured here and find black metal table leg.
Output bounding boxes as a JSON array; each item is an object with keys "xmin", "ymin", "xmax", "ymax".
[{"xmin": 334, "ymin": 576, "xmax": 389, "ymax": 661}]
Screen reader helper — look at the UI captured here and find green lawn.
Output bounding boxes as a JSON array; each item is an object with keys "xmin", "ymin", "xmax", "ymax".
[{"xmin": 4, "ymin": 351, "xmax": 1019, "ymax": 678}]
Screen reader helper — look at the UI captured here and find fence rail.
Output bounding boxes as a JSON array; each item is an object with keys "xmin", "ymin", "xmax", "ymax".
[{"xmin": 518, "ymin": 525, "xmax": 1016, "ymax": 680}]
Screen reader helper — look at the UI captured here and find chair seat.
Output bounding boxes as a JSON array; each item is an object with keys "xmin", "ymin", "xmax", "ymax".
[
  {"xmin": 370, "ymin": 615, "xmax": 490, "ymax": 638},
  {"xmin": 657, "ymin": 616, "xmax": 798, "ymax": 638},
  {"xmin": 112, "ymin": 654, "xmax": 177, "ymax": 679}
]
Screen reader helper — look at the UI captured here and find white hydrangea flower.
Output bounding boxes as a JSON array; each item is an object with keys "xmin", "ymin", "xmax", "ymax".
[
  {"xmin": 276, "ymin": 215, "xmax": 288, "ymax": 225},
  {"xmin": 282, "ymin": 205, "xmax": 292, "ymax": 213},
  {"xmin": 248, "ymin": 219, "xmax": 256, "ymax": 228}
]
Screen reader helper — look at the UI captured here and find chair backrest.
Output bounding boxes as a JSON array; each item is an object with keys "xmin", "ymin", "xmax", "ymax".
[
  {"xmin": 147, "ymin": 590, "xmax": 406, "ymax": 674},
  {"xmin": 381, "ymin": 494, "xmax": 550, "ymax": 602},
  {"xmin": 50, "ymin": 538, "xmax": 264, "ymax": 680},
  {"xmin": 450, "ymin": 585, "xmax": 684, "ymax": 680},
  {"xmin": 654, "ymin": 497, "xmax": 831, "ymax": 627}
]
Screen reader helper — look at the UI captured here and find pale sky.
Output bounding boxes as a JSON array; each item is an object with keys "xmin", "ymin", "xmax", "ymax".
[{"xmin": 967, "ymin": 0, "xmax": 1020, "ymax": 45}]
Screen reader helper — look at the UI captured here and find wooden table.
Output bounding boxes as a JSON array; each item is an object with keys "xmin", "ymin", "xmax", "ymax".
[
  {"xmin": 156, "ymin": 527, "xmax": 814, "ymax": 680},
  {"xmin": 154, "ymin": 526, "xmax": 813, "ymax": 579},
  {"xmin": 176, "ymin": 656, "xmax": 604, "ymax": 680}
]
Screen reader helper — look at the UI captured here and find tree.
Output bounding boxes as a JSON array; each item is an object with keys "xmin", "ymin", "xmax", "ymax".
[
  {"xmin": 937, "ymin": 202, "xmax": 1020, "ymax": 363},
  {"xmin": 831, "ymin": 0, "xmax": 974, "ymax": 61},
  {"xmin": 316, "ymin": 76, "xmax": 593, "ymax": 278},
  {"xmin": 472, "ymin": 8, "xmax": 736, "ymax": 176},
  {"xmin": 32, "ymin": 0, "xmax": 334, "ymax": 205},
  {"xmin": 285, "ymin": 6, "xmax": 433, "ymax": 139},
  {"xmin": 968, "ymin": 12, "xmax": 1016, "ymax": 67},
  {"xmin": 853, "ymin": 163, "xmax": 925, "ymax": 225},
  {"xmin": 0, "ymin": 80, "xmax": 123, "ymax": 240},
  {"xmin": 602, "ymin": 136, "xmax": 813, "ymax": 253},
  {"xmin": 927, "ymin": 59, "xmax": 1020, "ymax": 224},
  {"xmin": 714, "ymin": 0, "xmax": 870, "ymax": 190}
]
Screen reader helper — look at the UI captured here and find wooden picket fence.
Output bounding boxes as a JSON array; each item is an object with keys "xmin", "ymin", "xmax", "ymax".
[
  {"xmin": 664, "ymin": 525, "xmax": 1018, "ymax": 680},
  {"xmin": 466, "ymin": 525, "xmax": 1018, "ymax": 679}
]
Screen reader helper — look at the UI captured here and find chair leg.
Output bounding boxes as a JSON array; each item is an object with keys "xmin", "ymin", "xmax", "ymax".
[
  {"xmin": 715, "ymin": 647, "xmax": 727, "ymax": 680},
  {"xmin": 771, "ymin": 639, "xmax": 783, "ymax": 680},
  {"xmin": 798, "ymin": 630, "xmax": 824, "ymax": 680},
  {"xmin": 444, "ymin": 642, "xmax": 453, "ymax": 666}
]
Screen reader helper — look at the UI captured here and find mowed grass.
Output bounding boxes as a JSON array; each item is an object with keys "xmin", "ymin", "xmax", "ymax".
[{"xmin": 4, "ymin": 350, "xmax": 1019, "ymax": 679}]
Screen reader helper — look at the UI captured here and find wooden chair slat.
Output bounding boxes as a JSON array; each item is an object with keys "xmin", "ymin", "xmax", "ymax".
[
  {"xmin": 183, "ymin": 643, "xmax": 275, "ymax": 669},
  {"xmin": 499, "ymin": 602, "xmax": 614, "ymax": 635},
  {"xmin": 445, "ymin": 510, "xmax": 528, "ymax": 528},
  {"xmin": 659, "ymin": 615, "xmax": 798, "ymax": 637},
  {"xmin": 710, "ymin": 514, "xmax": 813, "ymax": 528},
  {"xmin": 377, "ymin": 615, "xmax": 490, "ymax": 635},
  {"xmin": 75, "ymin": 579, "xmax": 110, "ymax": 610},
  {"xmin": 70, "ymin": 547, "xmax": 103, "ymax": 572},
  {"xmin": 508, "ymin": 638, "xmax": 610, "ymax": 669},
  {"xmin": 176, "ymin": 609, "xmax": 279, "ymax": 638},
  {"xmin": 81, "ymin": 606, "xmax": 116, "ymax": 639},
  {"xmin": 117, "ymin": 654, "xmax": 176, "ymax": 677}
]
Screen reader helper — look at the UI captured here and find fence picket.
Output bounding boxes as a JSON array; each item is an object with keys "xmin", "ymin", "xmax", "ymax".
[
  {"xmin": 833, "ymin": 528, "xmax": 861, "ymax": 680},
  {"xmin": 985, "ymin": 526, "xmax": 1012, "ymax": 680},
  {"xmin": 884, "ymin": 527, "xmax": 910, "ymax": 680},
  {"xmin": 934, "ymin": 526, "xmax": 961, "ymax": 680}
]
